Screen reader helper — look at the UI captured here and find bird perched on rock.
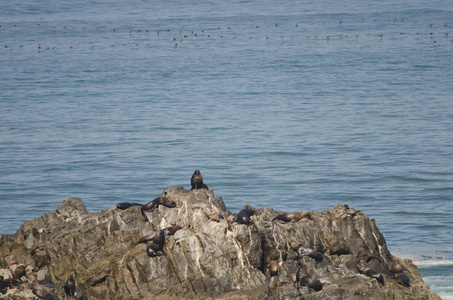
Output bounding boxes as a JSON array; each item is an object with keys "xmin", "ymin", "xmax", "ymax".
[
  {"xmin": 191, "ymin": 169, "xmax": 209, "ymax": 190},
  {"xmin": 64, "ymin": 275, "xmax": 76, "ymax": 297}
]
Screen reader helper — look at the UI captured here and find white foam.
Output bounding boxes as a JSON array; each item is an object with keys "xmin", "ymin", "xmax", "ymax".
[
  {"xmin": 413, "ymin": 260, "xmax": 453, "ymax": 267},
  {"xmin": 437, "ymin": 293, "xmax": 453, "ymax": 300}
]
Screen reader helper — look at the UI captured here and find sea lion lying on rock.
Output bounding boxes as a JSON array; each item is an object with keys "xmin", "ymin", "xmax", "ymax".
[
  {"xmin": 296, "ymin": 265, "xmax": 323, "ymax": 292},
  {"xmin": 391, "ymin": 259, "xmax": 410, "ymax": 287},
  {"xmin": 357, "ymin": 262, "xmax": 385, "ymax": 285},
  {"xmin": 291, "ymin": 242, "xmax": 324, "ymax": 262},
  {"xmin": 272, "ymin": 211, "xmax": 311, "ymax": 222},
  {"xmin": 233, "ymin": 208, "xmax": 255, "ymax": 225}
]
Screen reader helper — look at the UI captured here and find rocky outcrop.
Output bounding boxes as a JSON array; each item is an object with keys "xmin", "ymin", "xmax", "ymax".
[{"xmin": 0, "ymin": 187, "xmax": 441, "ymax": 299}]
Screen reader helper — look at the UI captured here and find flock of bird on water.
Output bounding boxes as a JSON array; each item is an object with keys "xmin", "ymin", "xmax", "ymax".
[
  {"xmin": 109, "ymin": 169, "xmax": 412, "ymax": 294},
  {"xmin": 1, "ymin": 18, "xmax": 451, "ymax": 51}
]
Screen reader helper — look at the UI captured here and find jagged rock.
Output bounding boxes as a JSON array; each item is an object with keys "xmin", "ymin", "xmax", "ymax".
[{"xmin": 0, "ymin": 188, "xmax": 441, "ymax": 299}]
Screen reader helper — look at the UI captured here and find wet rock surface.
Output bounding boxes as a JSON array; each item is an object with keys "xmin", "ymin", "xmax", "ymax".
[{"xmin": 0, "ymin": 188, "xmax": 441, "ymax": 299}]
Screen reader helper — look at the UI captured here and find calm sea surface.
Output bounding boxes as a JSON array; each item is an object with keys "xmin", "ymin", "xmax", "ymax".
[{"xmin": 1, "ymin": 0, "xmax": 452, "ymax": 298}]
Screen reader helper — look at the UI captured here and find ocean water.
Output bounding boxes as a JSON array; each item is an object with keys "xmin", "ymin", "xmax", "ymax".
[{"xmin": 1, "ymin": 0, "xmax": 452, "ymax": 298}]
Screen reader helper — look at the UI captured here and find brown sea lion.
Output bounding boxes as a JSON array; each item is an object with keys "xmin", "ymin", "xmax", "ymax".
[
  {"xmin": 391, "ymin": 259, "xmax": 404, "ymax": 273},
  {"xmin": 357, "ymin": 262, "xmax": 384, "ymax": 285},
  {"xmin": 269, "ymin": 259, "xmax": 279, "ymax": 277},
  {"xmin": 272, "ymin": 211, "xmax": 311, "ymax": 222},
  {"xmin": 296, "ymin": 265, "xmax": 323, "ymax": 291},
  {"xmin": 191, "ymin": 169, "xmax": 209, "ymax": 190},
  {"xmin": 11, "ymin": 265, "xmax": 26, "ymax": 279},
  {"xmin": 233, "ymin": 208, "xmax": 255, "ymax": 225}
]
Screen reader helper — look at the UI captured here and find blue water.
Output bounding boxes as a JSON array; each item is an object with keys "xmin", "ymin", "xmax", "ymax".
[{"xmin": 1, "ymin": 0, "xmax": 452, "ymax": 298}]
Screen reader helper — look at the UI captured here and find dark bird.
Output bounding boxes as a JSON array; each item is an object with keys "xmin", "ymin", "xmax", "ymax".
[
  {"xmin": 64, "ymin": 275, "xmax": 76, "ymax": 297},
  {"xmin": 191, "ymin": 169, "xmax": 208, "ymax": 190}
]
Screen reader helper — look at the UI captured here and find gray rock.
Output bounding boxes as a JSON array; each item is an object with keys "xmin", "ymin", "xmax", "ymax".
[{"xmin": 0, "ymin": 188, "xmax": 441, "ymax": 300}]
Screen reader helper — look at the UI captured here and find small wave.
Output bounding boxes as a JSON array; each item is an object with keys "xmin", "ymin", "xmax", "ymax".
[{"xmin": 414, "ymin": 260, "xmax": 453, "ymax": 267}]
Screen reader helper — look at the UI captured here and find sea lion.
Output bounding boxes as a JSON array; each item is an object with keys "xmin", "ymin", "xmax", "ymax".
[
  {"xmin": 357, "ymin": 262, "xmax": 384, "ymax": 285},
  {"xmin": 395, "ymin": 272, "xmax": 410, "ymax": 287},
  {"xmin": 146, "ymin": 230, "xmax": 166, "ymax": 257},
  {"xmin": 291, "ymin": 242, "xmax": 323, "ymax": 262},
  {"xmin": 233, "ymin": 208, "xmax": 255, "ymax": 225},
  {"xmin": 11, "ymin": 265, "xmax": 26, "ymax": 279},
  {"xmin": 391, "ymin": 259, "xmax": 404, "ymax": 273},
  {"xmin": 141, "ymin": 197, "xmax": 176, "ymax": 213},
  {"xmin": 272, "ymin": 211, "xmax": 311, "ymax": 223},
  {"xmin": 296, "ymin": 265, "xmax": 323, "ymax": 291},
  {"xmin": 191, "ymin": 169, "xmax": 209, "ymax": 190},
  {"xmin": 269, "ymin": 259, "xmax": 279, "ymax": 277},
  {"xmin": 64, "ymin": 275, "xmax": 76, "ymax": 297},
  {"xmin": 116, "ymin": 202, "xmax": 143, "ymax": 210}
]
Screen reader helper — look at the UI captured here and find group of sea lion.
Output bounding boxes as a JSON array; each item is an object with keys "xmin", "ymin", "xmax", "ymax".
[
  {"xmin": 115, "ymin": 169, "xmax": 210, "ymax": 258},
  {"xmin": 114, "ymin": 169, "xmax": 410, "ymax": 293},
  {"xmin": 356, "ymin": 258, "xmax": 410, "ymax": 287}
]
